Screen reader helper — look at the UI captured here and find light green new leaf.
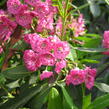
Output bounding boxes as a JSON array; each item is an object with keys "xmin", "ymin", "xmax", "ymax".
[
  {"xmin": 74, "ymin": 47, "xmax": 106, "ymax": 53},
  {"xmin": 105, "ymin": 0, "xmax": 109, "ymax": 5},
  {"xmin": 95, "ymin": 82, "xmax": 109, "ymax": 93},
  {"xmin": 48, "ymin": 87, "xmax": 63, "ymax": 109},
  {"xmin": 82, "ymin": 94, "xmax": 91, "ymax": 109}
]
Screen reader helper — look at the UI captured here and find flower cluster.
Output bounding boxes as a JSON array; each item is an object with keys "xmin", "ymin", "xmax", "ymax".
[
  {"xmin": 0, "ymin": 9, "xmax": 17, "ymax": 54},
  {"xmin": 7, "ymin": 0, "xmax": 57, "ymax": 31},
  {"xmin": 68, "ymin": 14, "xmax": 85, "ymax": 37},
  {"xmin": 23, "ymin": 34, "xmax": 70, "ymax": 79},
  {"xmin": 0, "ymin": 10, "xmax": 17, "ymax": 41},
  {"xmin": 102, "ymin": 31, "xmax": 109, "ymax": 55},
  {"xmin": 66, "ymin": 67, "xmax": 96, "ymax": 89}
]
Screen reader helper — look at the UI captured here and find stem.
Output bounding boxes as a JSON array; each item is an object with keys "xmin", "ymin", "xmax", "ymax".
[
  {"xmin": 82, "ymin": 84, "xmax": 85, "ymax": 98},
  {"xmin": 61, "ymin": 0, "xmax": 69, "ymax": 40}
]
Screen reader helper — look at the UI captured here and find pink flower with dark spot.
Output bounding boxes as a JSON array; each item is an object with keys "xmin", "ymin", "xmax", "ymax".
[
  {"xmin": 7, "ymin": 0, "xmax": 22, "ymax": 15},
  {"xmin": 15, "ymin": 10, "xmax": 34, "ymax": 29},
  {"xmin": 54, "ymin": 41, "xmax": 70, "ymax": 59},
  {"xmin": 66, "ymin": 68, "xmax": 85, "ymax": 85},
  {"xmin": 31, "ymin": 37, "xmax": 52, "ymax": 53},
  {"xmin": 39, "ymin": 52, "xmax": 55, "ymax": 66},
  {"xmin": 40, "ymin": 71, "xmax": 53, "ymax": 80},
  {"xmin": 23, "ymin": 50, "xmax": 40, "ymax": 71}
]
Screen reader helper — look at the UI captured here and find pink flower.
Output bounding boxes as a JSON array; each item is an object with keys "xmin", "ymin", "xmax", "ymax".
[
  {"xmin": 66, "ymin": 67, "xmax": 96, "ymax": 90},
  {"xmin": 24, "ymin": 0, "xmax": 40, "ymax": 6},
  {"xmin": 39, "ymin": 52, "xmax": 55, "ymax": 66},
  {"xmin": 102, "ymin": 31, "xmax": 109, "ymax": 55},
  {"xmin": 56, "ymin": 17, "xmax": 62, "ymax": 36},
  {"xmin": 55, "ymin": 60, "xmax": 66, "ymax": 74},
  {"xmin": 47, "ymin": 35, "xmax": 60, "ymax": 46},
  {"xmin": 84, "ymin": 67, "xmax": 96, "ymax": 90},
  {"xmin": 103, "ymin": 31, "xmax": 109, "ymax": 48},
  {"xmin": 23, "ymin": 50, "xmax": 40, "ymax": 71},
  {"xmin": 24, "ymin": 33, "xmax": 40, "ymax": 45},
  {"xmin": 0, "ymin": 46, "xmax": 3, "ymax": 54},
  {"xmin": 66, "ymin": 68, "xmax": 85, "ymax": 85},
  {"xmin": 40, "ymin": 71, "xmax": 53, "ymax": 80},
  {"xmin": 0, "ymin": 16, "xmax": 17, "ymax": 41},
  {"xmin": 69, "ymin": 14, "xmax": 85, "ymax": 37},
  {"xmin": 54, "ymin": 41, "xmax": 70, "ymax": 59},
  {"xmin": 0, "ymin": 10, "xmax": 6, "ymax": 19},
  {"xmin": 36, "ymin": 14, "xmax": 54, "ymax": 33},
  {"xmin": 15, "ymin": 10, "xmax": 34, "ymax": 29},
  {"xmin": 31, "ymin": 37, "xmax": 52, "ymax": 53},
  {"xmin": 34, "ymin": 1, "xmax": 50, "ymax": 17},
  {"xmin": 7, "ymin": 0, "xmax": 22, "ymax": 15}
]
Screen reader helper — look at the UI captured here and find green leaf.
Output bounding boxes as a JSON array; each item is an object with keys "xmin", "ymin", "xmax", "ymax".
[
  {"xmin": 61, "ymin": 86, "xmax": 78, "ymax": 109},
  {"xmin": 13, "ymin": 40, "xmax": 28, "ymax": 51},
  {"xmin": 105, "ymin": 0, "xmax": 109, "ymax": 5},
  {"xmin": 29, "ymin": 85, "xmax": 50, "ymax": 109},
  {"xmin": 0, "ymin": 83, "xmax": 47, "ymax": 109},
  {"xmin": 74, "ymin": 47, "xmax": 106, "ymax": 53},
  {"xmin": 87, "ymin": 0, "xmax": 101, "ymax": 17},
  {"xmin": 67, "ymin": 48, "xmax": 77, "ymax": 61},
  {"xmin": 81, "ymin": 59, "xmax": 99, "ymax": 64},
  {"xmin": 82, "ymin": 94, "xmax": 91, "ymax": 109},
  {"xmin": 2, "ymin": 65, "xmax": 32, "ymax": 80},
  {"xmin": 0, "ymin": 74, "xmax": 6, "ymax": 84},
  {"xmin": 6, "ymin": 80, "xmax": 20, "ymax": 89},
  {"xmin": 87, "ymin": 93, "xmax": 109, "ymax": 109},
  {"xmin": 48, "ymin": 87, "xmax": 63, "ymax": 109},
  {"xmin": 95, "ymin": 82, "xmax": 109, "ymax": 93}
]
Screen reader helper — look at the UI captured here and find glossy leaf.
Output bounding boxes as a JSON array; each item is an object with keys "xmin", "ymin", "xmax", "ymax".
[
  {"xmin": 61, "ymin": 86, "xmax": 78, "ymax": 109},
  {"xmin": 82, "ymin": 94, "xmax": 91, "ymax": 109},
  {"xmin": 95, "ymin": 82, "xmax": 109, "ymax": 93},
  {"xmin": 48, "ymin": 87, "xmax": 63, "ymax": 109}
]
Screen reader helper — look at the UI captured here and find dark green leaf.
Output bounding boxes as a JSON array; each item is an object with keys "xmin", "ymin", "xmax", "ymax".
[
  {"xmin": 87, "ymin": 93, "xmax": 109, "ymax": 109},
  {"xmin": 2, "ymin": 65, "xmax": 32, "ymax": 80},
  {"xmin": 29, "ymin": 85, "xmax": 50, "ymax": 109},
  {"xmin": 0, "ymin": 84, "xmax": 47, "ymax": 109}
]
